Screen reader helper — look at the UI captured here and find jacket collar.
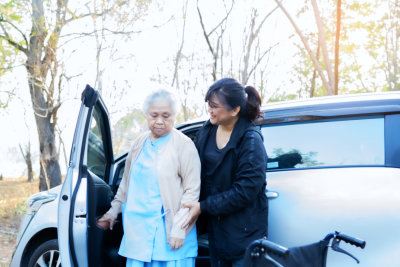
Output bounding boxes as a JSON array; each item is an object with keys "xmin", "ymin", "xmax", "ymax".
[
  {"xmin": 200, "ymin": 117, "xmax": 254, "ymax": 147},
  {"xmin": 197, "ymin": 117, "xmax": 255, "ymax": 173}
]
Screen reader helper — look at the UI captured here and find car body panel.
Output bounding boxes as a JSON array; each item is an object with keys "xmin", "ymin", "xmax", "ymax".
[
  {"xmin": 10, "ymin": 192, "xmax": 59, "ymax": 267},
  {"xmin": 267, "ymin": 167, "xmax": 400, "ymax": 266}
]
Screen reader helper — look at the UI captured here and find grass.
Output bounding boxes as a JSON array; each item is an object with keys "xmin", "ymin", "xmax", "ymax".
[{"xmin": 0, "ymin": 177, "xmax": 39, "ymax": 266}]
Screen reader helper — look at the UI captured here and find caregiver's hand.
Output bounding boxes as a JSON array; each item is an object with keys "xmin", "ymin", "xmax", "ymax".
[
  {"xmin": 169, "ymin": 237, "xmax": 184, "ymax": 250},
  {"xmin": 97, "ymin": 213, "xmax": 116, "ymax": 230},
  {"xmin": 182, "ymin": 202, "xmax": 201, "ymax": 229}
]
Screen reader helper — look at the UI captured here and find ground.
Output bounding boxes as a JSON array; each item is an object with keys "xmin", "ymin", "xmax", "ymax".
[{"xmin": 0, "ymin": 178, "xmax": 39, "ymax": 266}]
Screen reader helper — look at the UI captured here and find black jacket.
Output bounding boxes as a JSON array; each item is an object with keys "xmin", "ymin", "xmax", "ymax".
[{"xmin": 195, "ymin": 117, "xmax": 268, "ymax": 260}]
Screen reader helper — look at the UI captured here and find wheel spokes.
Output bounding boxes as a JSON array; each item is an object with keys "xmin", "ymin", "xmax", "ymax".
[
  {"xmin": 35, "ymin": 249, "xmax": 60, "ymax": 267},
  {"xmin": 36, "ymin": 254, "xmax": 47, "ymax": 267},
  {"xmin": 48, "ymin": 250, "xmax": 54, "ymax": 266},
  {"xmin": 56, "ymin": 255, "xmax": 62, "ymax": 267}
]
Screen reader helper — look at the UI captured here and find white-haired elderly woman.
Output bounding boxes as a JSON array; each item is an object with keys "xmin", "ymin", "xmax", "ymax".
[{"xmin": 98, "ymin": 90, "xmax": 201, "ymax": 267}]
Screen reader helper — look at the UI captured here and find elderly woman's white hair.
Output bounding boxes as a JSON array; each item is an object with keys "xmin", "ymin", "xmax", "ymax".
[{"xmin": 142, "ymin": 89, "xmax": 179, "ymax": 115}]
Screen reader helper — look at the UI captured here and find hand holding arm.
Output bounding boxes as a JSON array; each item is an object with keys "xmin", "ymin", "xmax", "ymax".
[{"xmin": 181, "ymin": 202, "xmax": 201, "ymax": 229}]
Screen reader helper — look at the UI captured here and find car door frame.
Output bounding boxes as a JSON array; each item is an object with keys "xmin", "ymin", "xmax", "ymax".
[{"xmin": 58, "ymin": 85, "xmax": 114, "ymax": 267}]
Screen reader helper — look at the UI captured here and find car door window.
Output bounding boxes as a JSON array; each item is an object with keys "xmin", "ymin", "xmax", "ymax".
[
  {"xmin": 262, "ymin": 116, "xmax": 385, "ymax": 170},
  {"xmin": 87, "ymin": 104, "xmax": 108, "ymax": 179}
]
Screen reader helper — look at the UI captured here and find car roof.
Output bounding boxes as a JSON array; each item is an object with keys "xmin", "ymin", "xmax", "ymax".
[
  {"xmin": 176, "ymin": 92, "xmax": 400, "ymax": 128},
  {"xmin": 261, "ymin": 92, "xmax": 400, "ymax": 124}
]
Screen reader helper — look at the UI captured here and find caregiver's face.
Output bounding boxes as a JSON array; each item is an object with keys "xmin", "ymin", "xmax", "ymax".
[{"xmin": 146, "ymin": 99, "xmax": 175, "ymax": 139}]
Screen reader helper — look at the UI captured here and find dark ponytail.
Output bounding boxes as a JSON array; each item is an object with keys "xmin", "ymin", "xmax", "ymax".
[
  {"xmin": 244, "ymin": 86, "xmax": 263, "ymax": 121},
  {"xmin": 205, "ymin": 78, "xmax": 263, "ymax": 122}
]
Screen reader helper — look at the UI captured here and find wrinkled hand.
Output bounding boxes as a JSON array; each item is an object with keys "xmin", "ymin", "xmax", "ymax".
[
  {"xmin": 181, "ymin": 202, "xmax": 201, "ymax": 229},
  {"xmin": 97, "ymin": 213, "xmax": 116, "ymax": 230},
  {"xmin": 169, "ymin": 237, "xmax": 185, "ymax": 250}
]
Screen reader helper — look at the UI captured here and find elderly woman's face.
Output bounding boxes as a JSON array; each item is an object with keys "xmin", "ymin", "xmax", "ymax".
[{"xmin": 146, "ymin": 99, "xmax": 175, "ymax": 139}]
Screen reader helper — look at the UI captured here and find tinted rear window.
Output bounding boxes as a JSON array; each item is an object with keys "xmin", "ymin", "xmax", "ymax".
[{"xmin": 262, "ymin": 116, "xmax": 384, "ymax": 170}]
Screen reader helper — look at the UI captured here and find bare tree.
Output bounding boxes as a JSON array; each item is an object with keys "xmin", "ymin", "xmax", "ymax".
[
  {"xmin": 310, "ymin": 40, "xmax": 320, "ymax": 97},
  {"xmin": 170, "ymin": 1, "xmax": 203, "ymax": 121},
  {"xmin": 197, "ymin": 0, "xmax": 234, "ymax": 81},
  {"xmin": 274, "ymin": 0, "xmax": 336, "ymax": 95},
  {"xmin": 311, "ymin": 0, "xmax": 334, "ymax": 93},
  {"xmin": 171, "ymin": 0, "xmax": 189, "ymax": 89},
  {"xmin": 240, "ymin": 7, "xmax": 278, "ymax": 85},
  {"xmin": 19, "ymin": 143, "xmax": 33, "ymax": 182},
  {"xmin": 385, "ymin": 0, "xmax": 400, "ymax": 91}
]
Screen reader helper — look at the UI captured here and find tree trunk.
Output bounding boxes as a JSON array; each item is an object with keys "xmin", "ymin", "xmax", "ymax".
[
  {"xmin": 19, "ymin": 143, "xmax": 34, "ymax": 182},
  {"xmin": 36, "ymin": 113, "xmax": 61, "ymax": 189},
  {"xmin": 311, "ymin": 0, "xmax": 334, "ymax": 95},
  {"xmin": 310, "ymin": 42, "xmax": 320, "ymax": 98},
  {"xmin": 334, "ymin": 0, "xmax": 342, "ymax": 95},
  {"xmin": 274, "ymin": 0, "xmax": 332, "ymax": 95},
  {"xmin": 26, "ymin": 149, "xmax": 33, "ymax": 182},
  {"xmin": 39, "ymin": 161, "xmax": 48, "ymax": 191},
  {"xmin": 391, "ymin": 0, "xmax": 399, "ymax": 90},
  {"xmin": 27, "ymin": 0, "xmax": 62, "ymax": 191},
  {"xmin": 28, "ymin": 74, "xmax": 62, "ymax": 190}
]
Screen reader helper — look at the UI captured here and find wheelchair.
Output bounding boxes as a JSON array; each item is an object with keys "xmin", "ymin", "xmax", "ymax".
[{"xmin": 244, "ymin": 231, "xmax": 366, "ymax": 267}]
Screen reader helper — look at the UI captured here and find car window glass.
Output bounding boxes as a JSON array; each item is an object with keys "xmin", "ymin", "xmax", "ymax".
[
  {"xmin": 110, "ymin": 111, "xmax": 147, "ymax": 157},
  {"xmin": 261, "ymin": 116, "xmax": 384, "ymax": 170},
  {"xmin": 115, "ymin": 164, "xmax": 125, "ymax": 187},
  {"xmin": 87, "ymin": 105, "xmax": 107, "ymax": 178}
]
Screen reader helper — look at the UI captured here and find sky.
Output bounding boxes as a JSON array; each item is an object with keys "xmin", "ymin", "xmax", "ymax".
[{"xmin": 0, "ymin": 0, "xmax": 376, "ymax": 178}]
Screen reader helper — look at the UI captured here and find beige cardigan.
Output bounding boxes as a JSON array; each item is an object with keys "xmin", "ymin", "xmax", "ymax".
[{"xmin": 106, "ymin": 128, "xmax": 201, "ymax": 239}]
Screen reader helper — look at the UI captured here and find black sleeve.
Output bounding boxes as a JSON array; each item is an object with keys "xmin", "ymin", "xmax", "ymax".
[{"xmin": 200, "ymin": 130, "xmax": 267, "ymax": 216}]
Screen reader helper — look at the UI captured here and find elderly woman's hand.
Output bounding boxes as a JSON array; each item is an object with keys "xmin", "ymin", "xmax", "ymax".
[
  {"xmin": 97, "ymin": 213, "xmax": 116, "ymax": 230},
  {"xmin": 168, "ymin": 237, "xmax": 185, "ymax": 250},
  {"xmin": 181, "ymin": 202, "xmax": 201, "ymax": 229}
]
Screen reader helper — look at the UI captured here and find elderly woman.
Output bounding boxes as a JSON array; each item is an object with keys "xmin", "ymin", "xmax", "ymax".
[{"xmin": 98, "ymin": 90, "xmax": 201, "ymax": 267}]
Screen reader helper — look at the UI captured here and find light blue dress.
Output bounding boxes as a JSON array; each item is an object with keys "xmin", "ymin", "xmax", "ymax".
[{"xmin": 118, "ymin": 133, "xmax": 198, "ymax": 267}]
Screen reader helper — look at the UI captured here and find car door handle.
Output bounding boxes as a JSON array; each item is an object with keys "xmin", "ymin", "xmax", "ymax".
[{"xmin": 266, "ymin": 191, "xmax": 279, "ymax": 199}]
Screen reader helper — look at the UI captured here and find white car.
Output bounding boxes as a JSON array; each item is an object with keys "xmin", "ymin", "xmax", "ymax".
[{"xmin": 11, "ymin": 85, "xmax": 400, "ymax": 266}]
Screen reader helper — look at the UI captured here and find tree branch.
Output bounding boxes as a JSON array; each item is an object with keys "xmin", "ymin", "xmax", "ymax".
[
  {"xmin": 60, "ymin": 28, "xmax": 142, "ymax": 39},
  {"xmin": 171, "ymin": 0, "xmax": 189, "ymax": 87},
  {"xmin": 254, "ymin": 5, "xmax": 278, "ymax": 38},
  {"xmin": 274, "ymin": 0, "xmax": 332, "ymax": 95},
  {"xmin": 311, "ymin": 0, "xmax": 334, "ymax": 94},
  {"xmin": 0, "ymin": 21, "xmax": 28, "ymax": 54},
  {"xmin": 197, "ymin": 0, "xmax": 214, "ymax": 56},
  {"xmin": 65, "ymin": 10, "xmax": 107, "ymax": 24},
  {"xmin": 19, "ymin": 144, "xmax": 28, "ymax": 163},
  {"xmin": 0, "ymin": 34, "xmax": 28, "ymax": 54},
  {"xmin": 245, "ymin": 42, "xmax": 279, "ymax": 84},
  {"xmin": 41, "ymin": 0, "xmax": 68, "ymax": 79},
  {"xmin": 207, "ymin": 0, "xmax": 234, "ymax": 36},
  {"xmin": 334, "ymin": 0, "xmax": 341, "ymax": 95},
  {"xmin": 0, "ymin": 18, "xmax": 29, "ymax": 54}
]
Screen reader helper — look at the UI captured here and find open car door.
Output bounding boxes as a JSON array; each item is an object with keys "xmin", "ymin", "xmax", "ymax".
[{"xmin": 58, "ymin": 85, "xmax": 114, "ymax": 267}]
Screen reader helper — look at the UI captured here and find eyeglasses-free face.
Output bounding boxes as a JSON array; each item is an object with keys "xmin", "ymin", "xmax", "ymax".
[
  {"xmin": 207, "ymin": 96, "xmax": 240, "ymax": 126},
  {"xmin": 146, "ymin": 100, "xmax": 175, "ymax": 139}
]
